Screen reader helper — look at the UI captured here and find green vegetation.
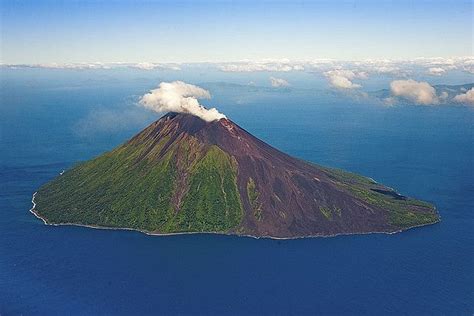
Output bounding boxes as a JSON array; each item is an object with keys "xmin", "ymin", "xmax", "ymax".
[
  {"xmin": 36, "ymin": 139, "xmax": 178, "ymax": 231},
  {"xmin": 34, "ymin": 116, "xmax": 439, "ymax": 237},
  {"xmin": 247, "ymin": 177, "xmax": 262, "ymax": 221},
  {"xmin": 35, "ymin": 138, "xmax": 243, "ymax": 234},
  {"xmin": 319, "ymin": 206, "xmax": 332, "ymax": 220},
  {"xmin": 321, "ymin": 166, "xmax": 439, "ymax": 229},
  {"xmin": 319, "ymin": 165, "xmax": 377, "ymax": 186},
  {"xmin": 173, "ymin": 146, "xmax": 243, "ymax": 232},
  {"xmin": 319, "ymin": 206, "xmax": 342, "ymax": 220},
  {"xmin": 389, "ymin": 209, "xmax": 439, "ymax": 228}
]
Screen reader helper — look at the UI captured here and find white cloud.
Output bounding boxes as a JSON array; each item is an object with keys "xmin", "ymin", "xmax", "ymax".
[
  {"xmin": 427, "ymin": 67, "xmax": 446, "ymax": 76},
  {"xmin": 461, "ymin": 58, "xmax": 474, "ymax": 74},
  {"xmin": 323, "ymin": 69, "xmax": 367, "ymax": 89},
  {"xmin": 389, "ymin": 79, "xmax": 438, "ymax": 105},
  {"xmin": 439, "ymin": 91, "xmax": 449, "ymax": 101},
  {"xmin": 410, "ymin": 56, "xmax": 474, "ymax": 75},
  {"xmin": 130, "ymin": 62, "xmax": 181, "ymax": 71},
  {"xmin": 453, "ymin": 88, "xmax": 474, "ymax": 105},
  {"xmin": 352, "ymin": 59, "xmax": 407, "ymax": 76},
  {"xmin": 3, "ymin": 56, "xmax": 473, "ymax": 77},
  {"xmin": 30, "ymin": 62, "xmax": 112, "ymax": 70},
  {"xmin": 2, "ymin": 62, "xmax": 181, "ymax": 71},
  {"xmin": 269, "ymin": 77, "xmax": 290, "ymax": 87},
  {"xmin": 131, "ymin": 62, "xmax": 156, "ymax": 70},
  {"xmin": 139, "ymin": 81, "xmax": 226, "ymax": 122},
  {"xmin": 410, "ymin": 57, "xmax": 457, "ymax": 69},
  {"xmin": 373, "ymin": 66, "xmax": 402, "ymax": 75},
  {"xmin": 219, "ymin": 59, "xmax": 305, "ymax": 72}
]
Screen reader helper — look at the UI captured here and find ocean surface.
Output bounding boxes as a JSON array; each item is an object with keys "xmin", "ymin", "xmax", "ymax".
[{"xmin": 1, "ymin": 69, "xmax": 473, "ymax": 315}]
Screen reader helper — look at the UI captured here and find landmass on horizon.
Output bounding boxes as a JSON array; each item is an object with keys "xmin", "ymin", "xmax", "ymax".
[{"xmin": 31, "ymin": 111, "xmax": 439, "ymax": 239}]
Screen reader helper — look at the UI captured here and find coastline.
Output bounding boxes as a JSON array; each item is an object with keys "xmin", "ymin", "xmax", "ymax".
[
  {"xmin": 29, "ymin": 191, "xmax": 440, "ymax": 240},
  {"xmin": 29, "ymin": 192, "xmax": 48, "ymax": 225}
]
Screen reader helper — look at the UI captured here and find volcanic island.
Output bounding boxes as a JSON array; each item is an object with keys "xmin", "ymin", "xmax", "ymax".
[{"xmin": 31, "ymin": 112, "xmax": 439, "ymax": 238}]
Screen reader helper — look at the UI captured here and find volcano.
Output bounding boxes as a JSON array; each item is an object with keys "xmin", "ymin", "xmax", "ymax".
[{"xmin": 33, "ymin": 112, "xmax": 439, "ymax": 238}]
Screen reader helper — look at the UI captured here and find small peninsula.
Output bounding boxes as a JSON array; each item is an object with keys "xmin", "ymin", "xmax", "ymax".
[{"xmin": 32, "ymin": 112, "xmax": 439, "ymax": 238}]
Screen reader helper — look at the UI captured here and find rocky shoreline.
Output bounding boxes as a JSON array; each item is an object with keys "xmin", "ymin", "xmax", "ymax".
[{"xmin": 29, "ymin": 192, "xmax": 440, "ymax": 240}]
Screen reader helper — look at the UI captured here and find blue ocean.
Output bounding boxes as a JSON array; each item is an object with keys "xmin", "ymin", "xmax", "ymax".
[{"xmin": 1, "ymin": 69, "xmax": 473, "ymax": 315}]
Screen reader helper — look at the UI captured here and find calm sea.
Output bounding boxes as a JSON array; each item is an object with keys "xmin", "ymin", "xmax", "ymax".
[{"xmin": 1, "ymin": 69, "xmax": 473, "ymax": 315}]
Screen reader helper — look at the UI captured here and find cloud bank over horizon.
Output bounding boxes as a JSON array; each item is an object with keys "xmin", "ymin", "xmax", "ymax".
[
  {"xmin": 3, "ymin": 56, "xmax": 472, "ymax": 74},
  {"xmin": 139, "ymin": 81, "xmax": 226, "ymax": 122},
  {"xmin": 1, "ymin": 62, "xmax": 182, "ymax": 71},
  {"xmin": 3, "ymin": 57, "xmax": 473, "ymax": 108}
]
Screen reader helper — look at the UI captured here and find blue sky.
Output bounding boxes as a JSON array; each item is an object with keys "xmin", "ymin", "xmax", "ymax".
[{"xmin": 1, "ymin": 0, "xmax": 472, "ymax": 63}]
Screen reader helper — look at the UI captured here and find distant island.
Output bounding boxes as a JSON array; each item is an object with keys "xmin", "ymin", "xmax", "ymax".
[{"xmin": 31, "ymin": 112, "xmax": 439, "ymax": 238}]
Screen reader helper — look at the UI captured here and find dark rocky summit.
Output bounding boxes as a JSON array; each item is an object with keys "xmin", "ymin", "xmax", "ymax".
[{"xmin": 33, "ymin": 112, "xmax": 439, "ymax": 238}]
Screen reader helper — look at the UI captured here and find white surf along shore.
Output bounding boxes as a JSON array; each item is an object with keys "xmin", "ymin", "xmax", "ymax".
[
  {"xmin": 28, "ymin": 190, "xmax": 440, "ymax": 241},
  {"xmin": 29, "ymin": 192, "xmax": 48, "ymax": 225}
]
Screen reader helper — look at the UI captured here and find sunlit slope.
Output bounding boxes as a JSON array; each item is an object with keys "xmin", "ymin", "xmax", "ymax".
[{"xmin": 35, "ymin": 113, "xmax": 439, "ymax": 237}]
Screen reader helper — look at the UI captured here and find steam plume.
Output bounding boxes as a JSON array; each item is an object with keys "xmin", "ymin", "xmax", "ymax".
[{"xmin": 139, "ymin": 81, "xmax": 226, "ymax": 122}]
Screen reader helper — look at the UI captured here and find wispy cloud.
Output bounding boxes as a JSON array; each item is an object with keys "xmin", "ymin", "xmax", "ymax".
[
  {"xmin": 408, "ymin": 56, "xmax": 474, "ymax": 75},
  {"xmin": 427, "ymin": 67, "xmax": 446, "ymax": 76},
  {"xmin": 1, "ymin": 62, "xmax": 181, "ymax": 71},
  {"xmin": 460, "ymin": 58, "xmax": 474, "ymax": 74},
  {"xmin": 270, "ymin": 76, "xmax": 290, "ymax": 87},
  {"xmin": 218, "ymin": 59, "xmax": 305, "ymax": 72},
  {"xmin": 4, "ymin": 62, "xmax": 113, "ymax": 70},
  {"xmin": 323, "ymin": 69, "xmax": 367, "ymax": 89},
  {"xmin": 129, "ymin": 62, "xmax": 181, "ymax": 71},
  {"xmin": 74, "ymin": 108, "xmax": 154, "ymax": 137}
]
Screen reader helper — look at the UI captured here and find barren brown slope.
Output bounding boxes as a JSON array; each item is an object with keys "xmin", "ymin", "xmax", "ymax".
[{"xmin": 33, "ymin": 112, "xmax": 439, "ymax": 238}]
